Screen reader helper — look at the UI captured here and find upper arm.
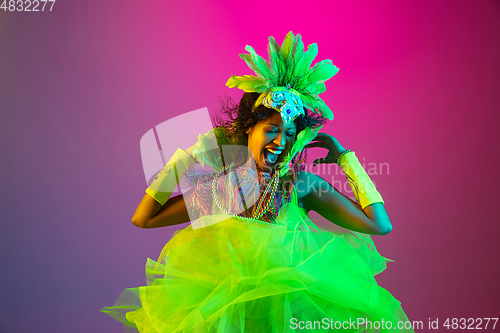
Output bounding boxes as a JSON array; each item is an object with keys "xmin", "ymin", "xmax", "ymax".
[
  {"xmin": 132, "ymin": 193, "xmax": 193, "ymax": 228},
  {"xmin": 296, "ymin": 171, "xmax": 390, "ymax": 235}
]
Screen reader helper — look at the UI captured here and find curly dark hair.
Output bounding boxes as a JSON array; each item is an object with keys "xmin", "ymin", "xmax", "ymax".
[
  {"xmin": 213, "ymin": 92, "xmax": 325, "ymax": 139},
  {"xmin": 212, "ymin": 92, "xmax": 326, "ymax": 172}
]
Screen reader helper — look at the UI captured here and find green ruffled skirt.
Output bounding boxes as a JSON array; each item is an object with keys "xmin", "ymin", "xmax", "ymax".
[{"xmin": 101, "ymin": 196, "xmax": 414, "ymax": 332}]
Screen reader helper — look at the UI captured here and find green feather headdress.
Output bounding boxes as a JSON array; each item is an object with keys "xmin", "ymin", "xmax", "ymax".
[{"xmin": 226, "ymin": 31, "xmax": 339, "ymax": 123}]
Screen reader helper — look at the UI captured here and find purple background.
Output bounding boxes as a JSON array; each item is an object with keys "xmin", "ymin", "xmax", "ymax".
[{"xmin": 1, "ymin": 0, "xmax": 499, "ymax": 332}]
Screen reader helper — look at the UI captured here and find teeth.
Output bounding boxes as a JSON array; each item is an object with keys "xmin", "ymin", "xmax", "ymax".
[{"xmin": 266, "ymin": 148, "xmax": 283, "ymax": 155}]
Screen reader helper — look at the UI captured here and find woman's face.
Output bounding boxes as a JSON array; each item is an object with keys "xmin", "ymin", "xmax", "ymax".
[{"xmin": 247, "ymin": 110, "xmax": 297, "ymax": 174}]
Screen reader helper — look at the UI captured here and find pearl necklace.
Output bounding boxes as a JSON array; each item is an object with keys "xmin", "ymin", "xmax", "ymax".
[{"xmin": 211, "ymin": 162, "xmax": 280, "ymax": 220}]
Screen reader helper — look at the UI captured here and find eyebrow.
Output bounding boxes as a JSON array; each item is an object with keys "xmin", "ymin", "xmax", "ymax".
[{"xmin": 266, "ymin": 123, "xmax": 296, "ymax": 131}]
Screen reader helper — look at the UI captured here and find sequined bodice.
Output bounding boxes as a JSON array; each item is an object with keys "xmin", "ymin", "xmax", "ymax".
[{"xmin": 181, "ymin": 164, "xmax": 296, "ymax": 224}]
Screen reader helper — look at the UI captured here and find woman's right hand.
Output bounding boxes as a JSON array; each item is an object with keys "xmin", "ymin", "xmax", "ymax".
[{"xmin": 304, "ymin": 133, "xmax": 347, "ymax": 166}]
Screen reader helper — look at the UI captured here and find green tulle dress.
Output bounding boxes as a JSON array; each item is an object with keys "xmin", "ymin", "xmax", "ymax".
[
  {"xmin": 101, "ymin": 182, "xmax": 413, "ymax": 331},
  {"xmin": 101, "ymin": 129, "xmax": 414, "ymax": 332}
]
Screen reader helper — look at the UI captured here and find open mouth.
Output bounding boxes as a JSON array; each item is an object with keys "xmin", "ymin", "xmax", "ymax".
[{"xmin": 263, "ymin": 147, "xmax": 284, "ymax": 166}]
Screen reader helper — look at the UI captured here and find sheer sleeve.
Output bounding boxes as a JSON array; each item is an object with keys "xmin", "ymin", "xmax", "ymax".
[{"xmin": 145, "ymin": 128, "xmax": 224, "ymax": 206}]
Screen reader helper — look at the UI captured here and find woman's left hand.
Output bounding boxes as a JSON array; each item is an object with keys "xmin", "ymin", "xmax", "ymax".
[{"xmin": 304, "ymin": 133, "xmax": 347, "ymax": 166}]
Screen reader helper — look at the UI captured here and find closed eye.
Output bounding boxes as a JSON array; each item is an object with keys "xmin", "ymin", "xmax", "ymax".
[{"xmin": 266, "ymin": 130, "xmax": 296, "ymax": 138}]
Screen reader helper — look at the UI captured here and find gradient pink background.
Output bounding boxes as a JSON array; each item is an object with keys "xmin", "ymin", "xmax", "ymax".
[{"xmin": 1, "ymin": 0, "xmax": 499, "ymax": 332}]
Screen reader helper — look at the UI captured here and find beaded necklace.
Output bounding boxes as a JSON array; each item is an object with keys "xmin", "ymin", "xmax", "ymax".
[{"xmin": 212, "ymin": 162, "xmax": 280, "ymax": 220}]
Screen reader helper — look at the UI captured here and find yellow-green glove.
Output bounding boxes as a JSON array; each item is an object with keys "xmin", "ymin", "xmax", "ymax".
[{"xmin": 339, "ymin": 151, "xmax": 384, "ymax": 209}]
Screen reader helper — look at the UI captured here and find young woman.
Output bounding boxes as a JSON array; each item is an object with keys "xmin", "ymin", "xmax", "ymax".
[{"xmin": 102, "ymin": 32, "xmax": 414, "ymax": 333}]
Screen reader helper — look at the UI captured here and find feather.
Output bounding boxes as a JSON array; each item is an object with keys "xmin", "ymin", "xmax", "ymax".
[
  {"xmin": 226, "ymin": 31, "xmax": 338, "ymax": 124},
  {"xmin": 226, "ymin": 75, "xmax": 269, "ymax": 92},
  {"xmin": 315, "ymin": 99, "xmax": 334, "ymax": 120},
  {"xmin": 308, "ymin": 60, "xmax": 339, "ymax": 84},
  {"xmin": 300, "ymin": 93, "xmax": 334, "ymax": 120},
  {"xmin": 245, "ymin": 45, "xmax": 271, "ymax": 79},
  {"xmin": 290, "ymin": 34, "xmax": 304, "ymax": 71},
  {"xmin": 299, "ymin": 94, "xmax": 318, "ymax": 110},
  {"xmin": 278, "ymin": 125, "xmax": 323, "ymax": 177},
  {"xmin": 280, "ymin": 31, "xmax": 295, "ymax": 62},
  {"xmin": 294, "ymin": 43, "xmax": 318, "ymax": 79},
  {"xmin": 239, "ymin": 54, "xmax": 266, "ymax": 78},
  {"xmin": 304, "ymin": 82, "xmax": 326, "ymax": 95},
  {"xmin": 267, "ymin": 36, "xmax": 281, "ymax": 79},
  {"xmin": 286, "ymin": 34, "xmax": 303, "ymax": 72}
]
